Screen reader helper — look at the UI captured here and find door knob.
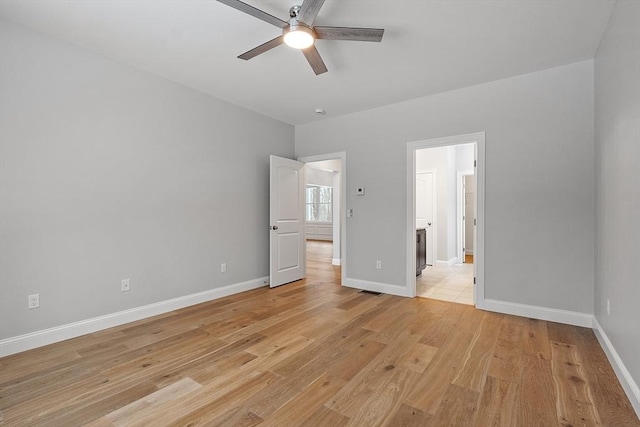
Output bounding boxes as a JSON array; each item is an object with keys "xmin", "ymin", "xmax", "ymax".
[
  {"xmin": 270, "ymin": 225, "xmax": 279, "ymax": 230},
  {"xmin": 427, "ymin": 222, "xmax": 432, "ymax": 226}
]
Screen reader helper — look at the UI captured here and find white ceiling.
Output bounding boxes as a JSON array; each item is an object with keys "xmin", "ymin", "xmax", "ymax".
[{"xmin": 0, "ymin": 1, "xmax": 615, "ymax": 125}]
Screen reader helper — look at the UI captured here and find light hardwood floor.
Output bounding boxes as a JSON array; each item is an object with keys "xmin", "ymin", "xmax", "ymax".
[{"xmin": 1, "ymin": 241, "xmax": 638, "ymax": 426}]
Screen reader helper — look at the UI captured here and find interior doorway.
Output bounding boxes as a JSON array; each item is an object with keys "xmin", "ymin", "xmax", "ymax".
[
  {"xmin": 414, "ymin": 144, "xmax": 474, "ymax": 304},
  {"xmin": 298, "ymin": 152, "xmax": 346, "ymax": 286},
  {"xmin": 406, "ymin": 132, "xmax": 485, "ymax": 306}
]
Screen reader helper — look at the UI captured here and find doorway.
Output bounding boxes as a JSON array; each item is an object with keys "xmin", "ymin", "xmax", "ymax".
[
  {"xmin": 298, "ymin": 152, "xmax": 346, "ymax": 286},
  {"xmin": 406, "ymin": 132, "xmax": 485, "ymax": 306}
]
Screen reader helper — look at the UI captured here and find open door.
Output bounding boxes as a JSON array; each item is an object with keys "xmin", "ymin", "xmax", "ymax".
[{"xmin": 269, "ymin": 155, "xmax": 306, "ymax": 287}]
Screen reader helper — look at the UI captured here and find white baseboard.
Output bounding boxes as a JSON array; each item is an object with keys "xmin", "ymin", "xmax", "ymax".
[
  {"xmin": 592, "ymin": 317, "xmax": 640, "ymax": 418},
  {"xmin": 0, "ymin": 277, "xmax": 268, "ymax": 357},
  {"xmin": 343, "ymin": 277, "xmax": 411, "ymax": 297},
  {"xmin": 332, "ymin": 258, "xmax": 341, "ymax": 266},
  {"xmin": 477, "ymin": 298, "xmax": 593, "ymax": 327},
  {"xmin": 435, "ymin": 257, "xmax": 458, "ymax": 267}
]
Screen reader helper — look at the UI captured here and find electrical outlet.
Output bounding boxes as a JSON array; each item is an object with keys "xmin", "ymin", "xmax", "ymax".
[
  {"xmin": 121, "ymin": 279, "xmax": 130, "ymax": 292},
  {"xmin": 221, "ymin": 263, "xmax": 227, "ymax": 273},
  {"xmin": 376, "ymin": 260, "xmax": 382, "ymax": 269},
  {"xmin": 606, "ymin": 298, "xmax": 610, "ymax": 315},
  {"xmin": 28, "ymin": 294, "xmax": 40, "ymax": 309}
]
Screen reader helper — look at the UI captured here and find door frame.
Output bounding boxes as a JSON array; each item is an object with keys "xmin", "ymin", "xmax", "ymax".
[
  {"xmin": 457, "ymin": 169, "xmax": 474, "ymax": 263},
  {"xmin": 406, "ymin": 132, "xmax": 485, "ymax": 307},
  {"xmin": 416, "ymin": 169, "xmax": 437, "ymax": 266},
  {"xmin": 298, "ymin": 151, "xmax": 346, "ymax": 286}
]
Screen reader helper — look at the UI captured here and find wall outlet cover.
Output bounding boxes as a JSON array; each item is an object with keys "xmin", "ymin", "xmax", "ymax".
[{"xmin": 28, "ymin": 294, "xmax": 40, "ymax": 309}]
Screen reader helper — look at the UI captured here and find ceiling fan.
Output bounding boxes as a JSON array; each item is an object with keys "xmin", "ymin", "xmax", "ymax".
[{"xmin": 217, "ymin": 0, "xmax": 384, "ymax": 75}]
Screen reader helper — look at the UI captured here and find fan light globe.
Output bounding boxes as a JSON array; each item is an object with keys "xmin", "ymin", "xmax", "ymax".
[{"xmin": 283, "ymin": 25, "xmax": 314, "ymax": 49}]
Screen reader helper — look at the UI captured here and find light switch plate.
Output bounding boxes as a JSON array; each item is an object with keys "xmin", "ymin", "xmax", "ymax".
[{"xmin": 356, "ymin": 187, "xmax": 365, "ymax": 196}]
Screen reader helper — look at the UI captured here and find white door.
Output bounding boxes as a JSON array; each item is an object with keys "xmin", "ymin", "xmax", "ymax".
[
  {"xmin": 416, "ymin": 172, "xmax": 435, "ymax": 266},
  {"xmin": 270, "ymin": 155, "xmax": 306, "ymax": 287},
  {"xmin": 464, "ymin": 176, "xmax": 475, "ymax": 259}
]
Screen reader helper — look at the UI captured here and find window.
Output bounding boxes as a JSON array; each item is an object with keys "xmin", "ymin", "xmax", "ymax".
[{"xmin": 306, "ymin": 185, "xmax": 332, "ymax": 223}]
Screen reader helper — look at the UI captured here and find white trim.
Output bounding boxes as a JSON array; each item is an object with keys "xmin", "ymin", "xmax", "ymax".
[
  {"xmin": 479, "ymin": 298, "xmax": 593, "ymax": 327},
  {"xmin": 343, "ymin": 277, "xmax": 411, "ymax": 297},
  {"xmin": 407, "ymin": 132, "xmax": 485, "ymax": 303},
  {"xmin": 457, "ymin": 169, "xmax": 474, "ymax": 263},
  {"xmin": 298, "ymin": 152, "xmax": 346, "ymax": 286},
  {"xmin": 332, "ymin": 258, "xmax": 341, "ymax": 266},
  {"xmin": 436, "ymin": 257, "xmax": 458, "ymax": 267},
  {"xmin": 0, "ymin": 277, "xmax": 268, "ymax": 357},
  {"xmin": 592, "ymin": 318, "xmax": 640, "ymax": 417}
]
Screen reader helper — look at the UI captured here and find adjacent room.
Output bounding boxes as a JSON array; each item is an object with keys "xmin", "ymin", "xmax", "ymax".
[{"xmin": 1, "ymin": 0, "xmax": 638, "ymax": 425}]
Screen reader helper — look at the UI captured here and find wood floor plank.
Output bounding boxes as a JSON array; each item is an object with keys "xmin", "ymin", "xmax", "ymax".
[
  {"xmin": 487, "ymin": 316, "xmax": 525, "ymax": 383},
  {"xmin": 418, "ymin": 302, "xmax": 467, "ymax": 348},
  {"xmin": 404, "ymin": 327, "xmax": 479, "ymax": 415},
  {"xmin": 570, "ymin": 326, "xmax": 640, "ymax": 426},
  {"xmin": 550, "ymin": 340, "xmax": 603, "ymax": 426},
  {"xmin": 270, "ymin": 321, "xmax": 374, "ymax": 379},
  {"xmin": 398, "ymin": 342, "xmax": 438, "ymax": 374},
  {"xmin": 0, "ymin": 241, "xmax": 637, "ymax": 426},
  {"xmin": 345, "ymin": 366, "xmax": 421, "ymax": 427},
  {"xmin": 522, "ymin": 317, "xmax": 552, "ymax": 361},
  {"xmin": 472, "ymin": 375, "xmax": 518, "ymax": 427},
  {"xmin": 258, "ymin": 373, "xmax": 347, "ymax": 427},
  {"xmin": 328, "ymin": 339, "xmax": 388, "ymax": 381},
  {"xmin": 383, "ymin": 404, "xmax": 432, "ymax": 427},
  {"xmin": 517, "ymin": 355, "xmax": 558, "ymax": 426},
  {"xmin": 162, "ymin": 372, "xmax": 277, "ymax": 426},
  {"xmin": 326, "ymin": 331, "xmax": 423, "ymax": 418},
  {"xmin": 178, "ymin": 406, "xmax": 263, "ymax": 427},
  {"xmin": 429, "ymin": 383, "xmax": 480, "ymax": 426},
  {"xmin": 451, "ymin": 310, "xmax": 502, "ymax": 392},
  {"xmin": 300, "ymin": 405, "xmax": 350, "ymax": 427},
  {"xmin": 88, "ymin": 377, "xmax": 202, "ymax": 426}
]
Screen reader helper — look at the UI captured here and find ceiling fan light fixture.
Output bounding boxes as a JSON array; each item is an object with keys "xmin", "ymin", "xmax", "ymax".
[{"xmin": 283, "ymin": 23, "xmax": 314, "ymax": 49}]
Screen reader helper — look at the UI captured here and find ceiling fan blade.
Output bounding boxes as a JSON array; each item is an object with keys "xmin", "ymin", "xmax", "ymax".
[
  {"xmin": 217, "ymin": 0, "xmax": 287, "ymax": 28},
  {"xmin": 302, "ymin": 45, "xmax": 328, "ymax": 75},
  {"xmin": 298, "ymin": 0, "xmax": 325, "ymax": 26},
  {"xmin": 314, "ymin": 26, "xmax": 384, "ymax": 42},
  {"xmin": 238, "ymin": 36, "xmax": 284, "ymax": 60}
]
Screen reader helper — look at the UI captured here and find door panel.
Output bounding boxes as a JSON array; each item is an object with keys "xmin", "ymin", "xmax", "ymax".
[{"xmin": 270, "ymin": 155, "xmax": 305, "ymax": 287}]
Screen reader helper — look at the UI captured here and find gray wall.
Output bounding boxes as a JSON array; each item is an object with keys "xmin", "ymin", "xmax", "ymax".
[
  {"xmin": 594, "ymin": 0, "xmax": 640, "ymax": 398},
  {"xmin": 296, "ymin": 60, "xmax": 595, "ymax": 314},
  {"xmin": 0, "ymin": 20, "xmax": 294, "ymax": 339}
]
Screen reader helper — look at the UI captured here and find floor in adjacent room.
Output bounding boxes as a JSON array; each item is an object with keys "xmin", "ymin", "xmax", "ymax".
[{"xmin": 416, "ymin": 259, "xmax": 474, "ymax": 305}]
